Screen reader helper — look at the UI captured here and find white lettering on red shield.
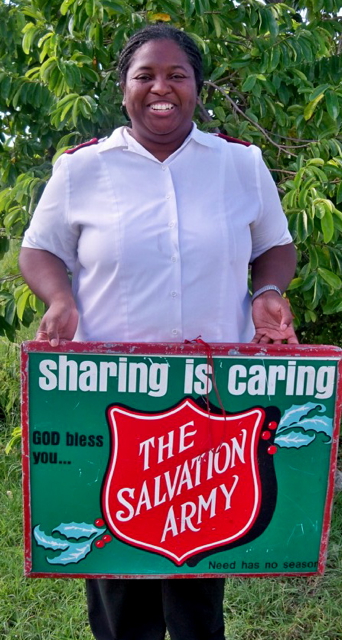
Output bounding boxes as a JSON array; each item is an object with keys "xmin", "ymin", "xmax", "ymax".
[{"xmin": 103, "ymin": 399, "xmax": 263, "ymax": 564}]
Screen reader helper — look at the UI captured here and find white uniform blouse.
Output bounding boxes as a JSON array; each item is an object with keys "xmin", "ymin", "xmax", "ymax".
[{"xmin": 22, "ymin": 124, "xmax": 292, "ymax": 344}]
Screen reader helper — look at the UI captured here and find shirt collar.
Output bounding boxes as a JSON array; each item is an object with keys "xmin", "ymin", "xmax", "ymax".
[
  {"xmin": 190, "ymin": 124, "xmax": 220, "ymax": 148},
  {"xmin": 98, "ymin": 123, "xmax": 218, "ymax": 154},
  {"xmin": 98, "ymin": 127, "xmax": 130, "ymax": 152}
]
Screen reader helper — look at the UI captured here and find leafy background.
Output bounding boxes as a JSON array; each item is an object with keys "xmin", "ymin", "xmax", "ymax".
[{"xmin": 0, "ymin": 0, "xmax": 342, "ymax": 343}]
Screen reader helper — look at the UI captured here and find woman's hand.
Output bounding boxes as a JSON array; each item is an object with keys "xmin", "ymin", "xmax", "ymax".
[
  {"xmin": 251, "ymin": 291, "xmax": 298, "ymax": 344},
  {"xmin": 35, "ymin": 298, "xmax": 79, "ymax": 346},
  {"xmin": 19, "ymin": 248, "xmax": 78, "ymax": 346}
]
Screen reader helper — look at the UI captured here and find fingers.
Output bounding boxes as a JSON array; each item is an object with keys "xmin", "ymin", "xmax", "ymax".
[
  {"xmin": 34, "ymin": 304, "xmax": 78, "ymax": 346},
  {"xmin": 279, "ymin": 308, "xmax": 294, "ymax": 331},
  {"xmin": 251, "ymin": 294, "xmax": 298, "ymax": 344},
  {"xmin": 286, "ymin": 332, "xmax": 299, "ymax": 345},
  {"xmin": 35, "ymin": 322, "xmax": 59, "ymax": 347},
  {"xmin": 251, "ymin": 333, "xmax": 271, "ymax": 344},
  {"xmin": 251, "ymin": 325, "xmax": 299, "ymax": 344}
]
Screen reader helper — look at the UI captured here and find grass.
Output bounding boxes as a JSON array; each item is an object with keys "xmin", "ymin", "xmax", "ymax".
[
  {"xmin": 1, "ymin": 332, "xmax": 342, "ymax": 640},
  {"xmin": 1, "ymin": 423, "xmax": 93, "ymax": 640}
]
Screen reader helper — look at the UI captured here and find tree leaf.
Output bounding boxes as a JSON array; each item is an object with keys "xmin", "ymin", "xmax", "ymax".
[
  {"xmin": 212, "ymin": 14, "xmax": 222, "ymax": 38},
  {"xmin": 304, "ymin": 93, "xmax": 325, "ymax": 121},
  {"xmin": 210, "ymin": 63, "xmax": 228, "ymax": 82},
  {"xmin": 325, "ymin": 89, "xmax": 340, "ymax": 121},
  {"xmin": 320, "ymin": 208, "xmax": 334, "ymax": 243},
  {"xmin": 214, "ymin": 106, "xmax": 226, "ymax": 122},
  {"xmin": 242, "ymin": 74, "xmax": 256, "ymax": 92},
  {"xmin": 336, "ymin": 182, "xmax": 342, "ymax": 205},
  {"xmin": 16, "ymin": 287, "xmax": 32, "ymax": 321},
  {"xmin": 317, "ymin": 267, "xmax": 342, "ymax": 289}
]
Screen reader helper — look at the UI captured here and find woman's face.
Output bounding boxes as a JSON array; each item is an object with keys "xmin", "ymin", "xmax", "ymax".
[{"xmin": 122, "ymin": 39, "xmax": 198, "ymax": 157}]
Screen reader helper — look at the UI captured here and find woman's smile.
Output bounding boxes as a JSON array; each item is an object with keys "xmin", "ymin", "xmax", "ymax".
[{"xmin": 149, "ymin": 102, "xmax": 175, "ymax": 112}]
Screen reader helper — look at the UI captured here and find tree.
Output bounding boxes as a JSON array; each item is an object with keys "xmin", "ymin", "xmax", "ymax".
[{"xmin": 0, "ymin": 0, "xmax": 342, "ymax": 341}]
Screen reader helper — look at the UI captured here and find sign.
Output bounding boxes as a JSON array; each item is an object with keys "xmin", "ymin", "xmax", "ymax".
[{"xmin": 21, "ymin": 341, "xmax": 342, "ymax": 578}]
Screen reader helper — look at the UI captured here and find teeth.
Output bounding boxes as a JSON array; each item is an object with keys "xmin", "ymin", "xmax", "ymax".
[{"xmin": 151, "ymin": 104, "xmax": 174, "ymax": 111}]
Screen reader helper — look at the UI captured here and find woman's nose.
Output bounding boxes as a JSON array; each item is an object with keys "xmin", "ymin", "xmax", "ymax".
[{"xmin": 150, "ymin": 76, "xmax": 172, "ymax": 94}]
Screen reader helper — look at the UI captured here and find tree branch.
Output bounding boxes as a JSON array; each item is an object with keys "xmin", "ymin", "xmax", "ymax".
[
  {"xmin": 205, "ymin": 81, "xmax": 298, "ymax": 157},
  {"xmin": 0, "ymin": 273, "xmax": 21, "ymax": 284},
  {"xmin": 196, "ymin": 96, "xmax": 220, "ymax": 131}
]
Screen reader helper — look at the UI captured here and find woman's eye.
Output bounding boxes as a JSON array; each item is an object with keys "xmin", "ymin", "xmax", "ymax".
[{"xmin": 135, "ymin": 75, "xmax": 151, "ymax": 81}]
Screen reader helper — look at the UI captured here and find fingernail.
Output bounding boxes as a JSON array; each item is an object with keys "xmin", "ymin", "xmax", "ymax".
[{"xmin": 50, "ymin": 339, "xmax": 58, "ymax": 347}]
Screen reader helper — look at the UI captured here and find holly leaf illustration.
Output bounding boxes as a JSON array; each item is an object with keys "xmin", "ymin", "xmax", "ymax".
[
  {"xmin": 47, "ymin": 538, "xmax": 94, "ymax": 565},
  {"xmin": 53, "ymin": 522, "xmax": 105, "ymax": 539},
  {"xmin": 277, "ymin": 403, "xmax": 332, "ymax": 448},
  {"xmin": 33, "ymin": 525, "xmax": 69, "ymax": 550},
  {"xmin": 33, "ymin": 520, "xmax": 107, "ymax": 566},
  {"xmin": 295, "ymin": 416, "xmax": 332, "ymax": 440},
  {"xmin": 278, "ymin": 403, "xmax": 325, "ymax": 432},
  {"xmin": 275, "ymin": 431, "xmax": 315, "ymax": 448}
]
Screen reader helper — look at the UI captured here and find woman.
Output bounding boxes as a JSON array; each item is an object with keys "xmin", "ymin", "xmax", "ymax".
[{"xmin": 20, "ymin": 23, "xmax": 297, "ymax": 640}]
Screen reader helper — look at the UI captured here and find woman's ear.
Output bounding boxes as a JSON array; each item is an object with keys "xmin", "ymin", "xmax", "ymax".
[{"xmin": 120, "ymin": 82, "xmax": 126, "ymax": 104}]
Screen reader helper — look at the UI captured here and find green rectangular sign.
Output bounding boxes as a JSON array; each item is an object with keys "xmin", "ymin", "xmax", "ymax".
[{"xmin": 21, "ymin": 341, "xmax": 342, "ymax": 578}]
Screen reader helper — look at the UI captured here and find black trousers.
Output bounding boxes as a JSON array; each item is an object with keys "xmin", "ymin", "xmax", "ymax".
[{"xmin": 86, "ymin": 578, "xmax": 226, "ymax": 640}]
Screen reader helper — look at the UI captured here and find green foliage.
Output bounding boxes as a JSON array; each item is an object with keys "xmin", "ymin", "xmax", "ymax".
[
  {"xmin": 0, "ymin": 0, "xmax": 342, "ymax": 340},
  {"xmin": 0, "ymin": 340, "xmax": 21, "ymax": 427}
]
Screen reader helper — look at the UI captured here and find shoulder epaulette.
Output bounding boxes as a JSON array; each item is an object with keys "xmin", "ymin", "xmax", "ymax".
[
  {"xmin": 215, "ymin": 132, "xmax": 252, "ymax": 147},
  {"xmin": 65, "ymin": 138, "xmax": 99, "ymax": 155}
]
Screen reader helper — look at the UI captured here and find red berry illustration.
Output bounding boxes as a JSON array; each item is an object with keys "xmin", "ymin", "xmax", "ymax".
[
  {"xmin": 102, "ymin": 534, "xmax": 112, "ymax": 543},
  {"xmin": 261, "ymin": 430, "xmax": 271, "ymax": 440},
  {"xmin": 94, "ymin": 518, "xmax": 105, "ymax": 527},
  {"xmin": 95, "ymin": 539, "xmax": 105, "ymax": 548},
  {"xmin": 268, "ymin": 421, "xmax": 278, "ymax": 431},
  {"xmin": 267, "ymin": 445, "xmax": 277, "ymax": 455}
]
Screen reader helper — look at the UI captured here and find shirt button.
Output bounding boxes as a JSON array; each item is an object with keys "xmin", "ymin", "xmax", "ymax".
[
  {"xmin": 171, "ymin": 329, "xmax": 178, "ymax": 336},
  {"xmin": 171, "ymin": 256, "xmax": 177, "ymax": 263},
  {"xmin": 162, "ymin": 166, "xmax": 167, "ymax": 171},
  {"xmin": 171, "ymin": 291, "xmax": 177, "ymax": 297},
  {"xmin": 168, "ymin": 221, "xmax": 175, "ymax": 228},
  {"xmin": 166, "ymin": 194, "xmax": 171, "ymax": 199}
]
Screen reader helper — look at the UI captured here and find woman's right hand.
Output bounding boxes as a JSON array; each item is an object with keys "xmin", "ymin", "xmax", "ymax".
[
  {"xmin": 19, "ymin": 248, "xmax": 79, "ymax": 346},
  {"xmin": 35, "ymin": 299, "xmax": 79, "ymax": 346}
]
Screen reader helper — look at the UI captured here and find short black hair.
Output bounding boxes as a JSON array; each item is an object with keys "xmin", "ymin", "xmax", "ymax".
[{"xmin": 118, "ymin": 24, "xmax": 204, "ymax": 95}]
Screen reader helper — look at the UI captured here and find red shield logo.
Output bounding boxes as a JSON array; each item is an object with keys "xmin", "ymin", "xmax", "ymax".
[{"xmin": 103, "ymin": 399, "xmax": 270, "ymax": 565}]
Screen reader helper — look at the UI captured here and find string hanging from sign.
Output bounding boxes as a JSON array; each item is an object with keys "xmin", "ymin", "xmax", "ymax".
[{"xmin": 185, "ymin": 337, "xmax": 228, "ymax": 451}]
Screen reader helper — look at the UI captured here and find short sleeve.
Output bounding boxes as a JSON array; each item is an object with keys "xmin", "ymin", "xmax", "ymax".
[
  {"xmin": 249, "ymin": 146, "xmax": 293, "ymax": 262},
  {"xmin": 22, "ymin": 155, "xmax": 79, "ymax": 272}
]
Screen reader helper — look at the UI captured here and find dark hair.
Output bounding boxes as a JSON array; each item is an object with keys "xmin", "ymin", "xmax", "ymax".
[{"xmin": 118, "ymin": 24, "xmax": 204, "ymax": 95}]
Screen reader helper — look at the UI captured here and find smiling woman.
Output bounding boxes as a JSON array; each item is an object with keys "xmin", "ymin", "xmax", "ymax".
[
  {"xmin": 121, "ymin": 39, "xmax": 198, "ymax": 160},
  {"xmin": 118, "ymin": 26, "xmax": 203, "ymax": 161},
  {"xmin": 19, "ymin": 22, "xmax": 297, "ymax": 640}
]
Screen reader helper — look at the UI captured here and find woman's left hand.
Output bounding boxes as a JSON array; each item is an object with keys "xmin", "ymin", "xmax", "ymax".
[{"xmin": 251, "ymin": 291, "xmax": 298, "ymax": 344}]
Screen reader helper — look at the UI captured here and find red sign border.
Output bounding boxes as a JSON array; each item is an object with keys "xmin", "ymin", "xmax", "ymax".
[{"xmin": 21, "ymin": 341, "xmax": 342, "ymax": 579}]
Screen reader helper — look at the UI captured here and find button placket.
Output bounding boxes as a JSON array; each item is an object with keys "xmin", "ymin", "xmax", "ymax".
[{"xmin": 164, "ymin": 167, "xmax": 182, "ymax": 339}]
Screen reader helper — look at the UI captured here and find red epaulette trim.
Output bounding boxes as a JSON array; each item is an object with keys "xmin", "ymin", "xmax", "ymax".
[
  {"xmin": 65, "ymin": 138, "xmax": 99, "ymax": 154},
  {"xmin": 215, "ymin": 132, "xmax": 251, "ymax": 147}
]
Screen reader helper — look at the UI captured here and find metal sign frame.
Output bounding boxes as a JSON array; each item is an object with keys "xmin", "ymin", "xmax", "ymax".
[{"xmin": 21, "ymin": 341, "xmax": 342, "ymax": 579}]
